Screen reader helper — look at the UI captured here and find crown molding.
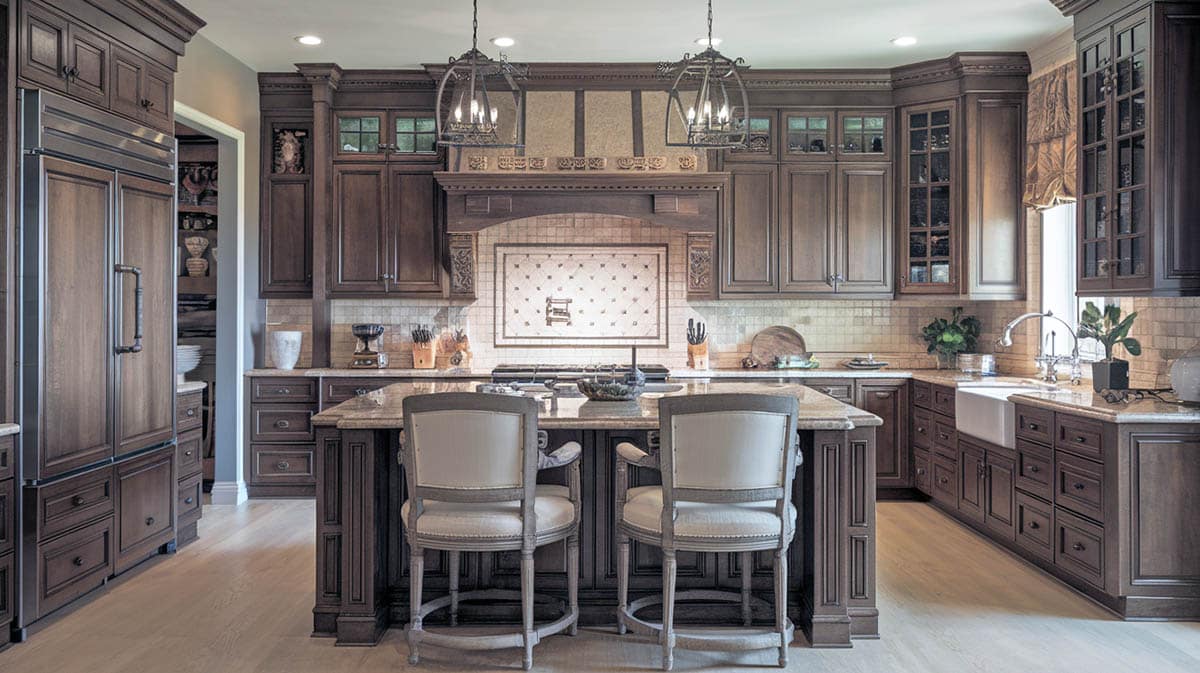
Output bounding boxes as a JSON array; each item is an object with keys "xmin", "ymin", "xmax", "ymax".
[
  {"xmin": 1050, "ymin": 0, "xmax": 1100, "ymax": 16},
  {"xmin": 891, "ymin": 52, "xmax": 1031, "ymax": 89},
  {"xmin": 116, "ymin": 0, "xmax": 205, "ymax": 46}
]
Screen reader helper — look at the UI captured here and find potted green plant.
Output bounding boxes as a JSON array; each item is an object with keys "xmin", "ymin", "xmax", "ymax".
[
  {"xmin": 920, "ymin": 307, "xmax": 981, "ymax": 369},
  {"xmin": 1078, "ymin": 301, "xmax": 1141, "ymax": 392}
]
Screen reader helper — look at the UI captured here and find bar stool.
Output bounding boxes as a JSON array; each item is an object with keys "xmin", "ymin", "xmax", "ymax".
[
  {"xmin": 614, "ymin": 393, "xmax": 801, "ymax": 670},
  {"xmin": 401, "ymin": 392, "xmax": 582, "ymax": 670}
]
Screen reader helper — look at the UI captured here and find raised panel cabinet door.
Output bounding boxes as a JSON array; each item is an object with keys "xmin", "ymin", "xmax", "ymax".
[
  {"xmin": 115, "ymin": 448, "xmax": 175, "ymax": 573},
  {"xmin": 1157, "ymin": 6, "xmax": 1200, "ymax": 291},
  {"xmin": 18, "ymin": 1, "xmax": 69, "ymax": 93},
  {"xmin": 116, "ymin": 175, "xmax": 176, "ymax": 456},
  {"xmin": 721, "ymin": 163, "xmax": 778, "ymax": 294},
  {"xmin": 261, "ymin": 177, "xmax": 312, "ymax": 295},
  {"xmin": 836, "ymin": 163, "xmax": 893, "ymax": 294},
  {"xmin": 780, "ymin": 163, "xmax": 837, "ymax": 293},
  {"xmin": 856, "ymin": 381, "xmax": 909, "ymax": 489},
  {"xmin": 140, "ymin": 63, "xmax": 174, "ymax": 132},
  {"xmin": 38, "ymin": 157, "xmax": 114, "ymax": 479},
  {"xmin": 331, "ymin": 164, "xmax": 388, "ymax": 295},
  {"xmin": 965, "ymin": 95, "xmax": 1025, "ymax": 299},
  {"xmin": 387, "ymin": 167, "xmax": 444, "ymax": 294},
  {"xmin": 957, "ymin": 441, "xmax": 986, "ymax": 523},
  {"xmin": 984, "ymin": 450, "xmax": 1017, "ymax": 541},
  {"xmin": 65, "ymin": 24, "xmax": 110, "ymax": 107},
  {"xmin": 109, "ymin": 47, "xmax": 145, "ymax": 122}
]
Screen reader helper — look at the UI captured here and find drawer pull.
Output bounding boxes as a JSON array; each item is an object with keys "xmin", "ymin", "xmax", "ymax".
[
  {"xmin": 276, "ymin": 461, "xmax": 291, "ymax": 471},
  {"xmin": 1028, "ymin": 521, "xmax": 1040, "ymax": 530},
  {"xmin": 915, "ymin": 468, "xmax": 926, "ymax": 475},
  {"xmin": 1072, "ymin": 542, "xmax": 1086, "ymax": 552},
  {"xmin": 72, "ymin": 495, "xmax": 86, "ymax": 507},
  {"xmin": 1073, "ymin": 436, "xmax": 1087, "ymax": 443},
  {"xmin": 939, "ymin": 477, "xmax": 949, "ymax": 484},
  {"xmin": 186, "ymin": 408, "xmax": 196, "ymax": 417},
  {"xmin": 72, "ymin": 556, "xmax": 84, "ymax": 567},
  {"xmin": 1029, "ymin": 465, "xmax": 1040, "ymax": 474},
  {"xmin": 938, "ymin": 432, "xmax": 950, "ymax": 441},
  {"xmin": 274, "ymin": 420, "xmax": 291, "ymax": 429},
  {"xmin": 184, "ymin": 450, "xmax": 194, "ymax": 457},
  {"xmin": 1073, "ymin": 482, "xmax": 1086, "ymax": 491},
  {"xmin": 146, "ymin": 516, "xmax": 156, "ymax": 526},
  {"xmin": 916, "ymin": 426, "xmax": 926, "ymax": 434},
  {"xmin": 184, "ymin": 497, "xmax": 195, "ymax": 505},
  {"xmin": 276, "ymin": 388, "xmax": 291, "ymax": 395}
]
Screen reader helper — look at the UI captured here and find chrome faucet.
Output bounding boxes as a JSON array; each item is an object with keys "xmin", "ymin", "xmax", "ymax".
[{"xmin": 995, "ymin": 311, "xmax": 1083, "ymax": 385}]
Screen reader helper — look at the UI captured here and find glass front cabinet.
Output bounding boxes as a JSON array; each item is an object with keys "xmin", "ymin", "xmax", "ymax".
[
  {"xmin": 900, "ymin": 104, "xmax": 957, "ymax": 292},
  {"xmin": 333, "ymin": 110, "xmax": 441, "ymax": 161}
]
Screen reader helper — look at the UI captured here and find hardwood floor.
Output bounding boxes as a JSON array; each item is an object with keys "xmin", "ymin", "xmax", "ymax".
[{"xmin": 3, "ymin": 500, "xmax": 1198, "ymax": 672}]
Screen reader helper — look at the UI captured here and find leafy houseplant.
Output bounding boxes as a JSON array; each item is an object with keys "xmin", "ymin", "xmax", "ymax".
[
  {"xmin": 921, "ymin": 307, "xmax": 982, "ymax": 369},
  {"xmin": 1078, "ymin": 302, "xmax": 1141, "ymax": 392}
]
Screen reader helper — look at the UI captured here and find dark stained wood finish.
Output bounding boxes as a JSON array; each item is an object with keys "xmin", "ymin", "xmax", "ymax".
[
  {"xmin": 331, "ymin": 163, "xmax": 388, "ymax": 295},
  {"xmin": 33, "ymin": 517, "xmax": 113, "ymax": 618},
  {"xmin": 321, "ymin": 378, "xmax": 406, "ymax": 407},
  {"xmin": 1014, "ymin": 490, "xmax": 1055, "ymax": 563},
  {"xmin": 1015, "ymin": 438, "xmax": 1055, "ymax": 502},
  {"xmin": 114, "ymin": 446, "xmax": 175, "ymax": 573},
  {"xmin": 1124, "ymin": 426, "xmax": 1200, "ymax": 597},
  {"xmin": 251, "ymin": 445, "xmax": 316, "ymax": 484},
  {"xmin": 0, "ymin": 552, "xmax": 13, "ymax": 628},
  {"xmin": 911, "ymin": 406, "xmax": 932, "ymax": 450},
  {"xmin": 0, "ymin": 479, "xmax": 13, "ymax": 556},
  {"xmin": 983, "ymin": 447, "xmax": 1017, "ymax": 541},
  {"xmin": 246, "ymin": 377, "xmax": 322, "ymax": 497},
  {"xmin": 721, "ymin": 162, "xmax": 778, "ymax": 294},
  {"xmin": 912, "ymin": 447, "xmax": 931, "ymax": 495},
  {"xmin": 65, "ymin": 22, "xmax": 110, "ymax": 107},
  {"xmin": 1055, "ymin": 452, "xmax": 1105, "ymax": 524},
  {"xmin": 108, "ymin": 45, "xmax": 143, "ymax": 121},
  {"xmin": 176, "ymin": 389, "xmax": 202, "ymax": 432},
  {"xmin": 1054, "ymin": 507, "xmax": 1107, "ymax": 590},
  {"xmin": 301, "ymin": 64, "xmax": 342, "ymax": 368},
  {"xmin": 957, "ymin": 439, "xmax": 986, "ymax": 523},
  {"xmin": 33, "ymin": 465, "xmax": 114, "ymax": 540},
  {"xmin": 176, "ymin": 428, "xmax": 202, "ymax": 479},
  {"xmin": 963, "ymin": 94, "xmax": 1025, "ymax": 299},
  {"xmin": 898, "ymin": 101, "xmax": 960, "ymax": 294},
  {"xmin": 115, "ymin": 174, "xmax": 175, "ymax": 457},
  {"xmin": 836, "ymin": 163, "xmax": 892, "ymax": 294},
  {"xmin": 250, "ymin": 405, "xmax": 315, "ymax": 443},
  {"xmin": 387, "ymin": 165, "xmax": 443, "ymax": 294},
  {"xmin": 17, "ymin": 0, "xmax": 70, "ymax": 94},
  {"xmin": 251, "ymin": 377, "xmax": 319, "ymax": 404},
  {"xmin": 0, "ymin": 437, "xmax": 13, "ymax": 482},
  {"xmin": 260, "ymin": 116, "xmax": 313, "ymax": 297},
  {"xmin": 1016, "ymin": 404, "xmax": 1055, "ymax": 445},
  {"xmin": 931, "ymin": 384, "xmax": 956, "ymax": 417},
  {"xmin": 1055, "ymin": 413, "xmax": 1106, "ymax": 461},
  {"xmin": 780, "ymin": 163, "xmax": 836, "ymax": 293},
  {"xmin": 856, "ymin": 379, "xmax": 909, "ymax": 489}
]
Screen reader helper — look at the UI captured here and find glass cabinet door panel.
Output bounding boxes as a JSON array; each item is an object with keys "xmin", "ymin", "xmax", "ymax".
[
  {"xmin": 930, "ymin": 186, "xmax": 950, "ymax": 227},
  {"xmin": 785, "ymin": 115, "xmax": 830, "ymax": 155},
  {"xmin": 910, "ymin": 155, "xmax": 928, "ymax": 183},
  {"xmin": 910, "ymin": 232, "xmax": 928, "ymax": 258},
  {"xmin": 910, "ymin": 129, "xmax": 928, "ymax": 152},
  {"xmin": 930, "ymin": 152, "xmax": 950, "ymax": 183},
  {"xmin": 902, "ymin": 104, "xmax": 954, "ymax": 290},
  {"xmin": 338, "ymin": 115, "xmax": 382, "ymax": 154},
  {"xmin": 910, "ymin": 264, "xmax": 929, "ymax": 283},
  {"xmin": 909, "ymin": 188, "xmax": 928, "ymax": 227},
  {"xmin": 930, "ymin": 110, "xmax": 950, "ymax": 126},
  {"xmin": 393, "ymin": 116, "xmax": 438, "ymax": 155},
  {"xmin": 931, "ymin": 230, "xmax": 951, "ymax": 257},
  {"xmin": 840, "ymin": 114, "xmax": 887, "ymax": 154},
  {"xmin": 931, "ymin": 262, "xmax": 951, "ymax": 284},
  {"xmin": 910, "ymin": 112, "xmax": 928, "ymax": 128}
]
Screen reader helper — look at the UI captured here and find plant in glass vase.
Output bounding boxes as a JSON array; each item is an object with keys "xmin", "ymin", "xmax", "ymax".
[
  {"xmin": 1077, "ymin": 301, "xmax": 1141, "ymax": 392},
  {"xmin": 920, "ymin": 307, "xmax": 981, "ymax": 369}
]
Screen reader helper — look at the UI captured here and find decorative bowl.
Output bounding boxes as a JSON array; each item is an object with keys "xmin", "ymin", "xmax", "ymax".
[
  {"xmin": 577, "ymin": 377, "xmax": 643, "ymax": 401},
  {"xmin": 352, "ymin": 323, "xmax": 386, "ymax": 341}
]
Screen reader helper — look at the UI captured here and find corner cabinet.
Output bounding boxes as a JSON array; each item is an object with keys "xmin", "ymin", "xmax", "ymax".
[{"xmin": 1075, "ymin": 1, "xmax": 1200, "ymax": 296}]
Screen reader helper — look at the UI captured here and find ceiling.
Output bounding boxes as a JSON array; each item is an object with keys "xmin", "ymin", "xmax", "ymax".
[{"xmin": 183, "ymin": 0, "xmax": 1071, "ymax": 73}]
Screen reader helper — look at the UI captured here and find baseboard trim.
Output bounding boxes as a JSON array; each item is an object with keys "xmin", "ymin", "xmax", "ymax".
[{"xmin": 210, "ymin": 480, "xmax": 248, "ymax": 505}]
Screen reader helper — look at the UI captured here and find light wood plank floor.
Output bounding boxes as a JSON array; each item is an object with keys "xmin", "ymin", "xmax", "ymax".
[{"xmin": 3, "ymin": 500, "xmax": 1198, "ymax": 672}]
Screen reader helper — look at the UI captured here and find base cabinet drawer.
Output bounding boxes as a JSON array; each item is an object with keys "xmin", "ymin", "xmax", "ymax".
[
  {"xmin": 177, "ymin": 428, "xmax": 203, "ymax": 479},
  {"xmin": 1055, "ymin": 508, "xmax": 1107, "ymax": 590},
  {"xmin": 1015, "ymin": 405, "xmax": 1054, "ymax": 446},
  {"xmin": 251, "ymin": 377, "xmax": 318, "ymax": 404},
  {"xmin": 177, "ymin": 390, "xmax": 203, "ymax": 432},
  {"xmin": 1055, "ymin": 414, "xmax": 1106, "ymax": 462},
  {"xmin": 911, "ymin": 407, "xmax": 933, "ymax": 450},
  {"xmin": 932, "ymin": 384, "xmax": 956, "ymax": 417},
  {"xmin": 913, "ymin": 447, "xmax": 932, "ymax": 495},
  {"xmin": 0, "ymin": 551, "xmax": 12, "ymax": 626},
  {"xmin": 35, "ymin": 466, "xmax": 115, "ymax": 540},
  {"xmin": 806, "ymin": 379, "xmax": 854, "ymax": 402},
  {"xmin": 0, "ymin": 435, "xmax": 13, "ymax": 481},
  {"xmin": 931, "ymin": 453, "xmax": 957, "ymax": 507},
  {"xmin": 1055, "ymin": 452, "xmax": 1105, "ymax": 523},
  {"xmin": 322, "ymin": 378, "xmax": 404, "ymax": 407},
  {"xmin": 912, "ymin": 380, "xmax": 932, "ymax": 410},
  {"xmin": 178, "ymin": 472, "xmax": 203, "ymax": 527},
  {"xmin": 1014, "ymin": 492, "xmax": 1053, "ymax": 563},
  {"xmin": 37, "ymin": 517, "xmax": 114, "ymax": 618},
  {"xmin": 932, "ymin": 416, "xmax": 957, "ymax": 458},
  {"xmin": 251, "ymin": 405, "xmax": 316, "ymax": 442},
  {"xmin": 0, "ymin": 479, "xmax": 12, "ymax": 555},
  {"xmin": 115, "ymin": 448, "xmax": 175, "ymax": 573},
  {"xmin": 251, "ymin": 445, "xmax": 315, "ymax": 484},
  {"xmin": 1015, "ymin": 439, "xmax": 1054, "ymax": 502}
]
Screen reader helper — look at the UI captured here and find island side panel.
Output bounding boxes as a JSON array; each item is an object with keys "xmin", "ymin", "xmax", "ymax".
[
  {"xmin": 847, "ymin": 426, "xmax": 879, "ymax": 638},
  {"xmin": 335, "ymin": 429, "xmax": 392, "ymax": 645},
  {"xmin": 313, "ymin": 426, "xmax": 343, "ymax": 636},
  {"xmin": 804, "ymin": 429, "xmax": 853, "ymax": 647}
]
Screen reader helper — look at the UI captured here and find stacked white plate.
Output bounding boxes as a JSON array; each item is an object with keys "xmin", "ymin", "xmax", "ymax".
[{"xmin": 176, "ymin": 344, "xmax": 202, "ymax": 381}]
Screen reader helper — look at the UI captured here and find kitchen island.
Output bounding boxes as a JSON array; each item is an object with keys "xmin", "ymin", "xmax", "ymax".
[{"xmin": 309, "ymin": 380, "xmax": 881, "ymax": 648}]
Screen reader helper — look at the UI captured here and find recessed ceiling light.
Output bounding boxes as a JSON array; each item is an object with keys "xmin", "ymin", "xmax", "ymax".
[
  {"xmin": 295, "ymin": 35, "xmax": 323, "ymax": 46},
  {"xmin": 695, "ymin": 36, "xmax": 722, "ymax": 47},
  {"xmin": 891, "ymin": 36, "xmax": 918, "ymax": 47},
  {"xmin": 491, "ymin": 36, "xmax": 515, "ymax": 48}
]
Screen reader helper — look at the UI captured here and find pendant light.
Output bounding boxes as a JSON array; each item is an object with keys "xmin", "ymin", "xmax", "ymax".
[
  {"xmin": 661, "ymin": 0, "xmax": 750, "ymax": 149},
  {"xmin": 435, "ymin": 0, "xmax": 528, "ymax": 148}
]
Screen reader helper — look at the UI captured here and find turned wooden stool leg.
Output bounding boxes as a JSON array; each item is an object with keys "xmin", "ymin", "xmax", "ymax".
[
  {"xmin": 408, "ymin": 548, "xmax": 425, "ymax": 665},
  {"xmin": 568, "ymin": 534, "xmax": 580, "ymax": 636},
  {"xmin": 521, "ymin": 552, "xmax": 535, "ymax": 671},
  {"xmin": 617, "ymin": 535, "xmax": 630, "ymax": 635},
  {"xmin": 774, "ymin": 549, "xmax": 788, "ymax": 668},
  {"xmin": 661, "ymin": 551, "xmax": 677, "ymax": 671},
  {"xmin": 448, "ymin": 551, "xmax": 461, "ymax": 627},
  {"xmin": 740, "ymin": 551, "xmax": 753, "ymax": 626}
]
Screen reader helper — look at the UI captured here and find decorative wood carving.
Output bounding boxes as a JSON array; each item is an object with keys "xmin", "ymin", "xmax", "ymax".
[
  {"xmin": 686, "ymin": 232, "xmax": 716, "ymax": 300},
  {"xmin": 467, "ymin": 156, "xmax": 488, "ymax": 171},
  {"xmin": 272, "ymin": 129, "xmax": 307, "ymax": 174},
  {"xmin": 448, "ymin": 233, "xmax": 477, "ymax": 299},
  {"xmin": 678, "ymin": 155, "xmax": 697, "ymax": 171}
]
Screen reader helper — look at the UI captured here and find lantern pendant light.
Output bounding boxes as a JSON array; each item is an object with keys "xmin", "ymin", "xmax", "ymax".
[
  {"xmin": 436, "ymin": 0, "xmax": 528, "ymax": 148},
  {"xmin": 661, "ymin": 0, "xmax": 750, "ymax": 149}
]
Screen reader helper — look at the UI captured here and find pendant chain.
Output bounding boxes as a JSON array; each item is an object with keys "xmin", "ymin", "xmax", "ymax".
[{"xmin": 472, "ymin": 0, "xmax": 479, "ymax": 51}]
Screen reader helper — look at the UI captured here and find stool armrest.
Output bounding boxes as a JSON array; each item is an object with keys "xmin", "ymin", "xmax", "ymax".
[
  {"xmin": 615, "ymin": 441, "xmax": 658, "ymax": 469},
  {"xmin": 538, "ymin": 441, "xmax": 582, "ymax": 470}
]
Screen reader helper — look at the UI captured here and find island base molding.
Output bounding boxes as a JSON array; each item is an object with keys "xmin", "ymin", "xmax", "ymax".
[{"xmin": 311, "ymin": 426, "xmax": 878, "ymax": 649}]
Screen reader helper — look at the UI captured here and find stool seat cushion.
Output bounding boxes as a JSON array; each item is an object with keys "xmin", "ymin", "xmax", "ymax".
[
  {"xmin": 621, "ymin": 486, "xmax": 795, "ymax": 541},
  {"xmin": 402, "ymin": 485, "xmax": 575, "ymax": 540}
]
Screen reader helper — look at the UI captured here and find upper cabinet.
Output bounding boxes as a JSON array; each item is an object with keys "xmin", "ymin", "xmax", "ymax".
[
  {"xmin": 1074, "ymin": 1, "xmax": 1200, "ymax": 296},
  {"xmin": 261, "ymin": 118, "xmax": 314, "ymax": 297},
  {"xmin": 334, "ymin": 111, "xmax": 441, "ymax": 162},
  {"xmin": 901, "ymin": 104, "xmax": 958, "ymax": 293}
]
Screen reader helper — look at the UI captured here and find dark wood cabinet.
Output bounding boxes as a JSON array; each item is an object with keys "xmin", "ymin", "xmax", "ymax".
[
  {"xmin": 1075, "ymin": 1, "xmax": 1200, "ymax": 296},
  {"xmin": 780, "ymin": 163, "xmax": 836, "ymax": 292},
  {"xmin": 957, "ymin": 440, "xmax": 986, "ymax": 523},
  {"xmin": 18, "ymin": 0, "xmax": 70, "ymax": 93},
  {"xmin": 722, "ymin": 163, "xmax": 778, "ymax": 293},
  {"xmin": 331, "ymin": 163, "xmax": 389, "ymax": 294},
  {"xmin": 246, "ymin": 377, "xmax": 321, "ymax": 497},
  {"xmin": 856, "ymin": 380, "xmax": 909, "ymax": 489},
  {"xmin": 984, "ymin": 449, "xmax": 1017, "ymax": 541},
  {"xmin": 836, "ymin": 163, "xmax": 893, "ymax": 294},
  {"xmin": 108, "ymin": 47, "xmax": 173, "ymax": 133},
  {"xmin": 260, "ymin": 118, "xmax": 314, "ymax": 297},
  {"xmin": 114, "ymin": 447, "xmax": 175, "ymax": 573},
  {"xmin": 900, "ymin": 103, "xmax": 958, "ymax": 292},
  {"xmin": 64, "ymin": 23, "xmax": 110, "ymax": 107},
  {"xmin": 387, "ymin": 168, "xmax": 443, "ymax": 294}
]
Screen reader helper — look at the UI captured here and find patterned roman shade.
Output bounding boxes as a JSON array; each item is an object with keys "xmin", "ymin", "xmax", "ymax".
[{"xmin": 1023, "ymin": 62, "xmax": 1078, "ymax": 209}]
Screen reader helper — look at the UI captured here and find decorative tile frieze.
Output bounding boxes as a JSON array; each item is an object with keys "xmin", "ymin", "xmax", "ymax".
[
  {"xmin": 616, "ymin": 156, "xmax": 668, "ymax": 171},
  {"xmin": 686, "ymin": 232, "xmax": 716, "ymax": 300},
  {"xmin": 467, "ymin": 155, "xmax": 489, "ymax": 171},
  {"xmin": 448, "ymin": 233, "xmax": 477, "ymax": 299},
  {"xmin": 678, "ymin": 154, "xmax": 698, "ymax": 171}
]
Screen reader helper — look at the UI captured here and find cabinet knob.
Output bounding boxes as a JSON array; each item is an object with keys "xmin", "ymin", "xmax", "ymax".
[
  {"xmin": 276, "ymin": 460, "xmax": 291, "ymax": 471},
  {"xmin": 1073, "ymin": 436, "xmax": 1087, "ymax": 444},
  {"xmin": 140, "ymin": 98, "xmax": 155, "ymax": 109},
  {"xmin": 916, "ymin": 468, "xmax": 926, "ymax": 475},
  {"xmin": 186, "ymin": 408, "xmax": 196, "ymax": 417},
  {"xmin": 916, "ymin": 426, "xmax": 925, "ymax": 433},
  {"xmin": 1072, "ymin": 542, "xmax": 1086, "ymax": 552},
  {"xmin": 939, "ymin": 477, "xmax": 949, "ymax": 484},
  {"xmin": 1027, "ymin": 422, "xmax": 1039, "ymax": 431},
  {"xmin": 184, "ymin": 497, "xmax": 195, "ymax": 505},
  {"xmin": 146, "ymin": 516, "xmax": 156, "ymax": 526},
  {"xmin": 184, "ymin": 450, "xmax": 194, "ymax": 457},
  {"xmin": 72, "ymin": 495, "xmax": 86, "ymax": 507},
  {"xmin": 938, "ymin": 432, "xmax": 949, "ymax": 441},
  {"xmin": 354, "ymin": 388, "xmax": 370, "ymax": 396},
  {"xmin": 73, "ymin": 556, "xmax": 84, "ymax": 567},
  {"xmin": 1029, "ymin": 465, "xmax": 1040, "ymax": 474},
  {"xmin": 275, "ymin": 419, "xmax": 291, "ymax": 429},
  {"xmin": 1028, "ymin": 521, "xmax": 1040, "ymax": 530},
  {"xmin": 1073, "ymin": 482, "xmax": 1086, "ymax": 491},
  {"xmin": 277, "ymin": 388, "xmax": 291, "ymax": 395}
]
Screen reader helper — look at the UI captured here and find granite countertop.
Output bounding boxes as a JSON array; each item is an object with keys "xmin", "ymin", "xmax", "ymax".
[
  {"xmin": 0, "ymin": 423, "xmax": 18, "ymax": 437},
  {"xmin": 669, "ymin": 368, "xmax": 910, "ymax": 379},
  {"xmin": 245, "ymin": 367, "xmax": 489, "ymax": 378},
  {"xmin": 1010, "ymin": 389, "xmax": 1200, "ymax": 424},
  {"xmin": 312, "ymin": 380, "xmax": 883, "ymax": 431},
  {"xmin": 177, "ymin": 380, "xmax": 207, "ymax": 394}
]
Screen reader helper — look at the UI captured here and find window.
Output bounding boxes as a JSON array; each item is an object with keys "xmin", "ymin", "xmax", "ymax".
[
  {"xmin": 395, "ymin": 117, "xmax": 437, "ymax": 154},
  {"xmin": 1040, "ymin": 203, "xmax": 1106, "ymax": 361}
]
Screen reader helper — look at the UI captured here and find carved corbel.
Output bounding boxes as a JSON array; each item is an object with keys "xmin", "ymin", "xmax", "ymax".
[
  {"xmin": 686, "ymin": 232, "xmax": 716, "ymax": 300},
  {"xmin": 448, "ymin": 233, "xmax": 477, "ymax": 299}
]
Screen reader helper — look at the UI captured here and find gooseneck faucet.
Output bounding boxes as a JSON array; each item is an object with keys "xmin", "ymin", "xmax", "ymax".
[{"xmin": 995, "ymin": 311, "xmax": 1083, "ymax": 385}]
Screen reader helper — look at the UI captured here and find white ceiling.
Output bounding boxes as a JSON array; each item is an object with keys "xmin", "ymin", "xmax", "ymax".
[{"xmin": 184, "ymin": 0, "xmax": 1071, "ymax": 72}]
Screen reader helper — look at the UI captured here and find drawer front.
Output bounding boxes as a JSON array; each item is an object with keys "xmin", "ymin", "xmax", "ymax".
[
  {"xmin": 911, "ymin": 407, "xmax": 933, "ymax": 450},
  {"xmin": 251, "ymin": 405, "xmax": 316, "ymax": 442},
  {"xmin": 115, "ymin": 449, "xmax": 175, "ymax": 568},
  {"xmin": 0, "ymin": 435, "xmax": 12, "ymax": 481},
  {"xmin": 932, "ymin": 384, "xmax": 956, "ymax": 417},
  {"xmin": 1014, "ymin": 491, "xmax": 1053, "ymax": 563},
  {"xmin": 177, "ymin": 472, "xmax": 203, "ymax": 525},
  {"xmin": 932, "ymin": 415, "xmax": 957, "ymax": 458},
  {"xmin": 1055, "ymin": 414, "xmax": 1105, "ymax": 462},
  {"xmin": 1055, "ymin": 508, "xmax": 1106, "ymax": 590},
  {"xmin": 1015, "ymin": 438, "xmax": 1054, "ymax": 501},
  {"xmin": 176, "ymin": 429, "xmax": 203, "ymax": 479},
  {"xmin": 177, "ymin": 391, "xmax": 203, "ymax": 432},
  {"xmin": 913, "ymin": 447, "xmax": 932, "ymax": 495},
  {"xmin": 322, "ymin": 378, "xmax": 404, "ymax": 407},
  {"xmin": 251, "ymin": 377, "xmax": 318, "ymax": 403},
  {"xmin": 1055, "ymin": 452, "xmax": 1105, "ymax": 523},
  {"xmin": 806, "ymin": 379, "xmax": 854, "ymax": 402},
  {"xmin": 37, "ymin": 465, "xmax": 115, "ymax": 540},
  {"xmin": 251, "ymin": 445, "xmax": 315, "ymax": 484},
  {"xmin": 931, "ymin": 453, "xmax": 957, "ymax": 507},
  {"xmin": 1015, "ymin": 405, "xmax": 1054, "ymax": 446},
  {"xmin": 912, "ymin": 380, "xmax": 932, "ymax": 410},
  {"xmin": 38, "ymin": 517, "xmax": 114, "ymax": 617},
  {"xmin": 0, "ymin": 551, "xmax": 12, "ymax": 625},
  {"xmin": 0, "ymin": 479, "xmax": 12, "ymax": 555}
]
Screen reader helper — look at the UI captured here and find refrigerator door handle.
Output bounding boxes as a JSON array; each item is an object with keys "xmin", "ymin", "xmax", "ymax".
[{"xmin": 114, "ymin": 263, "xmax": 143, "ymax": 354}]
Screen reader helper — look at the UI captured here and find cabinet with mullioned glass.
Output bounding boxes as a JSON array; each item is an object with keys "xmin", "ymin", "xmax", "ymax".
[
  {"xmin": 900, "ymin": 104, "xmax": 958, "ymax": 292},
  {"xmin": 333, "ymin": 110, "xmax": 441, "ymax": 162},
  {"xmin": 836, "ymin": 110, "xmax": 890, "ymax": 161},
  {"xmin": 783, "ymin": 111, "xmax": 834, "ymax": 160}
]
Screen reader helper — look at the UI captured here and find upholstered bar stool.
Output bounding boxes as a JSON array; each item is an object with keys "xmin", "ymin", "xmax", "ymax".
[
  {"xmin": 614, "ymin": 393, "xmax": 801, "ymax": 670},
  {"xmin": 400, "ymin": 392, "xmax": 582, "ymax": 670}
]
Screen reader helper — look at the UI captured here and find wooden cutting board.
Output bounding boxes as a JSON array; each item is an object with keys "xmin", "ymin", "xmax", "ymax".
[{"xmin": 749, "ymin": 326, "xmax": 808, "ymax": 366}]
